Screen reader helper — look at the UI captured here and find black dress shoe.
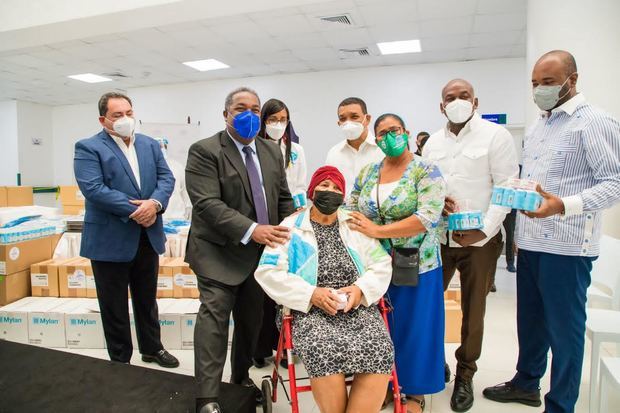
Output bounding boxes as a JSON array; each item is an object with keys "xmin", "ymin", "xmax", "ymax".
[
  {"xmin": 252, "ymin": 357, "xmax": 267, "ymax": 368},
  {"xmin": 236, "ymin": 377, "xmax": 264, "ymax": 405},
  {"xmin": 482, "ymin": 381, "xmax": 542, "ymax": 407},
  {"xmin": 445, "ymin": 363, "xmax": 451, "ymax": 383},
  {"xmin": 450, "ymin": 376, "xmax": 474, "ymax": 412},
  {"xmin": 141, "ymin": 349, "xmax": 179, "ymax": 368},
  {"xmin": 198, "ymin": 402, "xmax": 222, "ymax": 413},
  {"xmin": 490, "ymin": 283, "xmax": 497, "ymax": 292}
]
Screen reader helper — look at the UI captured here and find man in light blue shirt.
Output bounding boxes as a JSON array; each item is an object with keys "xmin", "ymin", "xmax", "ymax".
[{"xmin": 484, "ymin": 50, "xmax": 620, "ymax": 413}]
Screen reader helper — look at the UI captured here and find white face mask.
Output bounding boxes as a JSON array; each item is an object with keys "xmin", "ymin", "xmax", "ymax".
[
  {"xmin": 109, "ymin": 116, "xmax": 135, "ymax": 138},
  {"xmin": 444, "ymin": 99, "xmax": 474, "ymax": 124},
  {"xmin": 533, "ymin": 75, "xmax": 573, "ymax": 111},
  {"xmin": 340, "ymin": 120, "xmax": 365, "ymax": 141},
  {"xmin": 265, "ymin": 122, "xmax": 286, "ymax": 140}
]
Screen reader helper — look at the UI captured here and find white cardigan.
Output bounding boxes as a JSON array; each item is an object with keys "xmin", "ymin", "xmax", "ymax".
[{"xmin": 254, "ymin": 208, "xmax": 392, "ymax": 313}]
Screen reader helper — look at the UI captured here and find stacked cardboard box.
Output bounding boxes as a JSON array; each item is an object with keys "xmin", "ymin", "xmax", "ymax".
[
  {"xmin": 58, "ymin": 257, "xmax": 91, "ymax": 298},
  {"xmin": 0, "ymin": 236, "xmax": 55, "ymax": 305},
  {"xmin": 0, "ymin": 186, "xmax": 33, "ymax": 207},
  {"xmin": 444, "ymin": 289, "xmax": 463, "ymax": 343},
  {"xmin": 59, "ymin": 186, "xmax": 85, "ymax": 215},
  {"xmin": 157, "ymin": 257, "xmax": 176, "ymax": 298},
  {"xmin": 169, "ymin": 257, "xmax": 199, "ymax": 298}
]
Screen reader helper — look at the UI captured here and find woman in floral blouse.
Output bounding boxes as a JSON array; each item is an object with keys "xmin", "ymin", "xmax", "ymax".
[{"xmin": 347, "ymin": 113, "xmax": 446, "ymax": 412}]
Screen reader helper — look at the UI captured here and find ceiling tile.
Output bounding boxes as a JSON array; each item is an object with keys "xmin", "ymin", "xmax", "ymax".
[
  {"xmin": 357, "ymin": 1, "xmax": 418, "ymax": 26},
  {"xmin": 1, "ymin": 54, "xmax": 58, "ymax": 68},
  {"xmin": 465, "ymin": 45, "xmax": 514, "ymax": 60},
  {"xmin": 469, "ymin": 30, "xmax": 522, "ymax": 47},
  {"xmin": 417, "ymin": 0, "xmax": 477, "ymax": 20},
  {"xmin": 421, "ymin": 34, "xmax": 470, "ymax": 51},
  {"xmin": 476, "ymin": 0, "xmax": 526, "ymax": 14},
  {"xmin": 322, "ymin": 28, "xmax": 373, "ymax": 48},
  {"xmin": 473, "ymin": 13, "xmax": 526, "ymax": 33},
  {"xmin": 292, "ymin": 47, "xmax": 339, "ymax": 61},
  {"xmin": 257, "ymin": 14, "xmax": 316, "ymax": 36},
  {"xmin": 276, "ymin": 33, "xmax": 329, "ymax": 49},
  {"xmin": 419, "ymin": 16, "xmax": 474, "ymax": 37},
  {"xmin": 368, "ymin": 23, "xmax": 420, "ymax": 43}
]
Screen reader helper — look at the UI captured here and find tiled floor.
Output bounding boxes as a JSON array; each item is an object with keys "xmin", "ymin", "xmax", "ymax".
[{"xmin": 59, "ymin": 262, "xmax": 620, "ymax": 412}]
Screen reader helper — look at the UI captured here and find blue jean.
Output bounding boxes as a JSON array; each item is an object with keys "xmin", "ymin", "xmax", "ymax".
[{"xmin": 511, "ymin": 249, "xmax": 594, "ymax": 413}]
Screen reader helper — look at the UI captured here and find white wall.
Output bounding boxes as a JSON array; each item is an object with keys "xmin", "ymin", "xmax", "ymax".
[
  {"xmin": 526, "ymin": 0, "xmax": 620, "ymax": 238},
  {"xmin": 51, "ymin": 103, "xmax": 100, "ymax": 185},
  {"xmin": 16, "ymin": 101, "xmax": 54, "ymax": 186},
  {"xmin": 0, "ymin": 101, "xmax": 19, "ymax": 185},
  {"xmin": 50, "ymin": 57, "xmax": 526, "ymax": 185}
]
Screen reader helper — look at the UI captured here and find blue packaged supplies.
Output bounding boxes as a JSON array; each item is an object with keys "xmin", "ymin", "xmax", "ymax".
[
  {"xmin": 491, "ymin": 179, "xmax": 542, "ymax": 211},
  {"xmin": 292, "ymin": 193, "xmax": 307, "ymax": 209},
  {"xmin": 448, "ymin": 211, "xmax": 484, "ymax": 231}
]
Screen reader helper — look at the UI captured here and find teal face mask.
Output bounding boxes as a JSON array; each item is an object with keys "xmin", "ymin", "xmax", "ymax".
[{"xmin": 377, "ymin": 131, "xmax": 408, "ymax": 157}]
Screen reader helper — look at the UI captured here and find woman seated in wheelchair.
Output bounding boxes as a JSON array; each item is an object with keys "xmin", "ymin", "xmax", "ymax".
[{"xmin": 255, "ymin": 166, "xmax": 394, "ymax": 413}]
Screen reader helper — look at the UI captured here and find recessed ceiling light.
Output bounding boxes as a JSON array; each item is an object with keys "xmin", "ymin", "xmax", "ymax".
[
  {"xmin": 182, "ymin": 59, "xmax": 230, "ymax": 72},
  {"xmin": 377, "ymin": 39, "xmax": 422, "ymax": 55},
  {"xmin": 67, "ymin": 73, "xmax": 113, "ymax": 83}
]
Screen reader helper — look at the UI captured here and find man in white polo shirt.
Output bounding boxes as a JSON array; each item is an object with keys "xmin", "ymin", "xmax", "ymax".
[
  {"xmin": 423, "ymin": 79, "xmax": 519, "ymax": 413},
  {"xmin": 325, "ymin": 97, "xmax": 384, "ymax": 198}
]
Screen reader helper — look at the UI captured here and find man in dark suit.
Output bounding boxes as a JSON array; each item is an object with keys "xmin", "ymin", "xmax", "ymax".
[
  {"xmin": 74, "ymin": 92, "xmax": 178, "ymax": 368},
  {"xmin": 186, "ymin": 87, "xmax": 294, "ymax": 413}
]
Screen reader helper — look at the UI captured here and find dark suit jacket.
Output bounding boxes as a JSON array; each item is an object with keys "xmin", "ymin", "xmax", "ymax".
[
  {"xmin": 74, "ymin": 130, "xmax": 175, "ymax": 262},
  {"xmin": 185, "ymin": 130, "xmax": 294, "ymax": 286}
]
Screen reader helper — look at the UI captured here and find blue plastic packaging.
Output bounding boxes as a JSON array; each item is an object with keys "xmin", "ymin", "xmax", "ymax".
[
  {"xmin": 523, "ymin": 191, "xmax": 543, "ymax": 211},
  {"xmin": 501, "ymin": 188, "xmax": 515, "ymax": 207},
  {"xmin": 293, "ymin": 193, "xmax": 307, "ymax": 209}
]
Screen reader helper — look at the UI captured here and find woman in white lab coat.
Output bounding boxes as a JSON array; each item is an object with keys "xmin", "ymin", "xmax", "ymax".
[
  {"xmin": 259, "ymin": 98, "xmax": 308, "ymax": 209},
  {"xmin": 254, "ymin": 98, "xmax": 308, "ymax": 368}
]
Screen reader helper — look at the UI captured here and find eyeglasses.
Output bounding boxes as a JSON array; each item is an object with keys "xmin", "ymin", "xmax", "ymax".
[{"xmin": 377, "ymin": 126, "xmax": 403, "ymax": 138}]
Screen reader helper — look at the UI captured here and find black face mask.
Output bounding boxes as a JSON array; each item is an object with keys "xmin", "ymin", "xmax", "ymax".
[{"xmin": 313, "ymin": 190, "xmax": 344, "ymax": 215}]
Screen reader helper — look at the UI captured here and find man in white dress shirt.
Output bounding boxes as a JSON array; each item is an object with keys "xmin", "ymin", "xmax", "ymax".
[
  {"xmin": 423, "ymin": 79, "xmax": 519, "ymax": 412},
  {"xmin": 325, "ymin": 97, "xmax": 384, "ymax": 198}
]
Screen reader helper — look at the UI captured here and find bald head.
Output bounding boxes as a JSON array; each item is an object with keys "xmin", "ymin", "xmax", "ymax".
[
  {"xmin": 442, "ymin": 79, "xmax": 475, "ymax": 101},
  {"xmin": 535, "ymin": 50, "xmax": 577, "ymax": 77}
]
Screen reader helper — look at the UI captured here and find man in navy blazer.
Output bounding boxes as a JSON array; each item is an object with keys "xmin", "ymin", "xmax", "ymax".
[{"xmin": 74, "ymin": 92, "xmax": 178, "ymax": 367}]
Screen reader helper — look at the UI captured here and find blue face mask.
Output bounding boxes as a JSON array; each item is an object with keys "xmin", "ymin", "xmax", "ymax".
[{"xmin": 232, "ymin": 110, "xmax": 261, "ymax": 139}]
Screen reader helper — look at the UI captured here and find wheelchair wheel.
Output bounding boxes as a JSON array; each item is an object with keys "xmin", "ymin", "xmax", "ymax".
[{"xmin": 261, "ymin": 378, "xmax": 273, "ymax": 413}]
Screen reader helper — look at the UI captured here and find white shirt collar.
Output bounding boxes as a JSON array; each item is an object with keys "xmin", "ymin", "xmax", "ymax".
[
  {"xmin": 549, "ymin": 93, "xmax": 585, "ymax": 116},
  {"xmin": 107, "ymin": 130, "xmax": 135, "ymax": 147},
  {"xmin": 338, "ymin": 134, "xmax": 377, "ymax": 152},
  {"xmin": 228, "ymin": 130, "xmax": 257, "ymax": 153},
  {"xmin": 443, "ymin": 112, "xmax": 481, "ymax": 139}
]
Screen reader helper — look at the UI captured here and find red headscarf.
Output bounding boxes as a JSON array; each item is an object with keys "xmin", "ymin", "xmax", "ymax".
[{"xmin": 307, "ymin": 166, "xmax": 346, "ymax": 200}]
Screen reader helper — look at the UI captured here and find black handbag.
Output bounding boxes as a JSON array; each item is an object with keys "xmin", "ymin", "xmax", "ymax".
[{"xmin": 376, "ymin": 168, "xmax": 425, "ymax": 287}]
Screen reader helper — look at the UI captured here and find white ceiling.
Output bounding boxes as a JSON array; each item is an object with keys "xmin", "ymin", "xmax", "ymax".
[{"xmin": 0, "ymin": 0, "xmax": 526, "ymax": 106}]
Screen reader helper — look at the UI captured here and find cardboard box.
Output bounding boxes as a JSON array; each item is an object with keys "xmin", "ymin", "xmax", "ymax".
[
  {"xmin": 0, "ymin": 236, "xmax": 53, "ymax": 275},
  {"xmin": 445, "ymin": 299, "xmax": 462, "ymax": 343},
  {"xmin": 58, "ymin": 258, "xmax": 90, "ymax": 298},
  {"xmin": 59, "ymin": 186, "xmax": 85, "ymax": 205},
  {"xmin": 169, "ymin": 258, "xmax": 199, "ymax": 298},
  {"xmin": 180, "ymin": 299, "xmax": 200, "ymax": 349},
  {"xmin": 31, "ymin": 259, "xmax": 62, "ymax": 297},
  {"xmin": 444, "ymin": 289, "xmax": 461, "ymax": 303},
  {"xmin": 157, "ymin": 257, "xmax": 176, "ymax": 298},
  {"xmin": 158, "ymin": 299, "xmax": 182, "ymax": 350},
  {"xmin": 0, "ymin": 296, "xmax": 39, "ymax": 343},
  {"xmin": 65, "ymin": 299, "xmax": 106, "ymax": 349},
  {"xmin": 25, "ymin": 297, "xmax": 73, "ymax": 348},
  {"xmin": 0, "ymin": 186, "xmax": 34, "ymax": 207},
  {"xmin": 0, "ymin": 270, "xmax": 30, "ymax": 306},
  {"xmin": 62, "ymin": 204, "xmax": 85, "ymax": 215}
]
